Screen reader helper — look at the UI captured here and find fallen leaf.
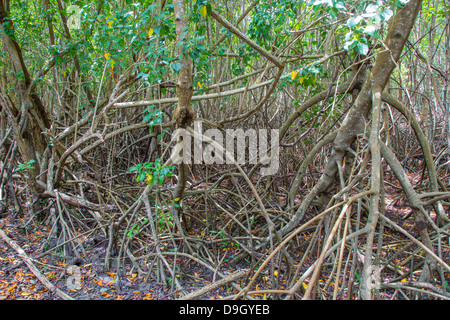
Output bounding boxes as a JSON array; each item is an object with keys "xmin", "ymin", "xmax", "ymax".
[{"xmin": 7, "ymin": 284, "xmax": 17, "ymax": 292}]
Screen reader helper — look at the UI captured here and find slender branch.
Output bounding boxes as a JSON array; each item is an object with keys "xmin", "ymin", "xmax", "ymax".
[
  {"xmin": 210, "ymin": 9, "xmax": 283, "ymax": 69},
  {"xmin": 178, "ymin": 270, "xmax": 247, "ymax": 300},
  {"xmin": 379, "ymin": 214, "xmax": 450, "ymax": 273}
]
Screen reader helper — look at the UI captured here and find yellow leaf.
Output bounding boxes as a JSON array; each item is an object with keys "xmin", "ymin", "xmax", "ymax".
[
  {"xmin": 104, "ymin": 53, "xmax": 111, "ymax": 60},
  {"xmin": 146, "ymin": 174, "xmax": 153, "ymax": 186},
  {"xmin": 199, "ymin": 6, "xmax": 207, "ymax": 18},
  {"xmin": 143, "ymin": 293, "xmax": 153, "ymax": 300},
  {"xmin": 7, "ymin": 284, "xmax": 17, "ymax": 292},
  {"xmin": 148, "ymin": 28, "xmax": 154, "ymax": 37},
  {"xmin": 291, "ymin": 70, "xmax": 298, "ymax": 80}
]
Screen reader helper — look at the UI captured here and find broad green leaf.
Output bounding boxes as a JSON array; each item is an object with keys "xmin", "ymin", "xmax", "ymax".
[
  {"xmin": 347, "ymin": 16, "xmax": 362, "ymax": 28},
  {"xmin": 381, "ymin": 8, "xmax": 394, "ymax": 21},
  {"xmin": 365, "ymin": 3, "xmax": 378, "ymax": 13},
  {"xmin": 172, "ymin": 62, "xmax": 182, "ymax": 72},
  {"xmin": 356, "ymin": 41, "xmax": 369, "ymax": 55},
  {"xmin": 344, "ymin": 38, "xmax": 358, "ymax": 51},
  {"xmin": 153, "ymin": 26, "xmax": 161, "ymax": 35},
  {"xmin": 334, "ymin": 1, "xmax": 345, "ymax": 9},
  {"xmin": 363, "ymin": 25, "xmax": 380, "ymax": 38}
]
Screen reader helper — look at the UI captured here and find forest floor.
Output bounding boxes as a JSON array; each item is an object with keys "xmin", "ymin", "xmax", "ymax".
[
  {"xmin": 0, "ymin": 168, "xmax": 449, "ymax": 300},
  {"xmin": 0, "ymin": 213, "xmax": 231, "ymax": 300}
]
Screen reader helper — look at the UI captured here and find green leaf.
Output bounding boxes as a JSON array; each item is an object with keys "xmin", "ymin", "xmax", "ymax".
[
  {"xmin": 363, "ymin": 25, "xmax": 380, "ymax": 38},
  {"xmin": 365, "ymin": 3, "xmax": 378, "ymax": 13},
  {"xmin": 347, "ymin": 16, "xmax": 362, "ymax": 28},
  {"xmin": 380, "ymin": 8, "xmax": 394, "ymax": 21},
  {"xmin": 15, "ymin": 70, "xmax": 25, "ymax": 81},
  {"xmin": 394, "ymin": 0, "xmax": 410, "ymax": 7},
  {"xmin": 152, "ymin": 26, "xmax": 161, "ymax": 35},
  {"xmin": 356, "ymin": 41, "xmax": 369, "ymax": 55},
  {"xmin": 344, "ymin": 38, "xmax": 358, "ymax": 51},
  {"xmin": 334, "ymin": 0, "xmax": 345, "ymax": 9},
  {"xmin": 171, "ymin": 62, "xmax": 182, "ymax": 72},
  {"xmin": 138, "ymin": 171, "xmax": 146, "ymax": 182}
]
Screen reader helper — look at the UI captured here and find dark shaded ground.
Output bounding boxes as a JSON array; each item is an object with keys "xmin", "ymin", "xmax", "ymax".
[
  {"xmin": 1, "ymin": 170, "xmax": 449, "ymax": 300},
  {"xmin": 0, "ymin": 214, "xmax": 240, "ymax": 300}
]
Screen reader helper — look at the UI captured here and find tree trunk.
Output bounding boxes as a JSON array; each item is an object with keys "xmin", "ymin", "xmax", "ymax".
[
  {"xmin": 173, "ymin": 0, "xmax": 194, "ymax": 232},
  {"xmin": 0, "ymin": 3, "xmax": 50, "ymax": 195}
]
